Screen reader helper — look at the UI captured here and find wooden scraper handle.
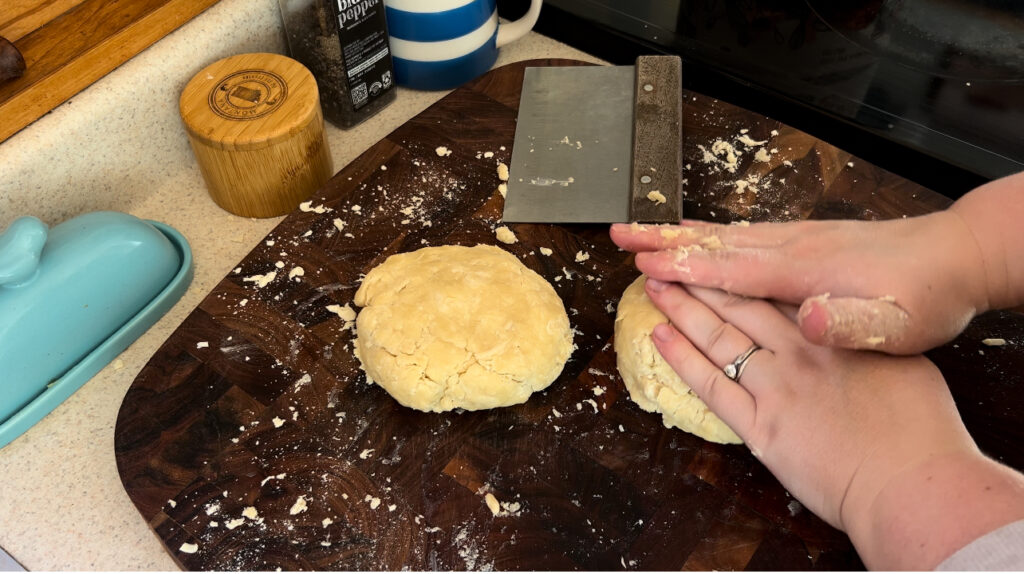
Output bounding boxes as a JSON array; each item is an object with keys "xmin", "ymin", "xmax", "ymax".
[{"xmin": 628, "ymin": 55, "xmax": 683, "ymax": 223}]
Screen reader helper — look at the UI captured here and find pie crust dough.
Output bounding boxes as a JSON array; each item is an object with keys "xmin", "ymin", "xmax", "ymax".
[
  {"xmin": 614, "ymin": 275, "xmax": 742, "ymax": 444},
  {"xmin": 354, "ymin": 244, "xmax": 573, "ymax": 412}
]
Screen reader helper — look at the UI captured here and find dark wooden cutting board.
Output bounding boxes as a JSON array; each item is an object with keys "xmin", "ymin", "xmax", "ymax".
[{"xmin": 114, "ymin": 59, "xmax": 1024, "ymax": 571}]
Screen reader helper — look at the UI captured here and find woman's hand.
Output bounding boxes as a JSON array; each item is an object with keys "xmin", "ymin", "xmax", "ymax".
[
  {"xmin": 611, "ymin": 210, "xmax": 989, "ymax": 354},
  {"xmin": 643, "ymin": 277, "xmax": 1024, "ymax": 569}
]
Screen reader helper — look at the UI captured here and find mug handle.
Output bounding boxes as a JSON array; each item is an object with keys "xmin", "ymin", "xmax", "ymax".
[{"xmin": 496, "ymin": 0, "xmax": 543, "ymax": 48}]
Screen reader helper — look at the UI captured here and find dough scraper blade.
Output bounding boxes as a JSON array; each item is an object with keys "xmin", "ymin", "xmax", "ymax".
[{"xmin": 502, "ymin": 56, "xmax": 683, "ymax": 223}]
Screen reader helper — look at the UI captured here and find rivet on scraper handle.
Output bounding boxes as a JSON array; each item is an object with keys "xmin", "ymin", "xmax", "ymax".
[{"xmin": 629, "ymin": 55, "xmax": 683, "ymax": 223}]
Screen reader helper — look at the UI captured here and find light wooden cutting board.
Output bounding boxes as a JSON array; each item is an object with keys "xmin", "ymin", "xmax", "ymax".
[{"xmin": 0, "ymin": 0, "xmax": 221, "ymax": 143}]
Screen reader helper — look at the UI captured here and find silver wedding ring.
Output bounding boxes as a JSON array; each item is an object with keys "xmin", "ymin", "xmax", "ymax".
[{"xmin": 723, "ymin": 344, "xmax": 761, "ymax": 381}]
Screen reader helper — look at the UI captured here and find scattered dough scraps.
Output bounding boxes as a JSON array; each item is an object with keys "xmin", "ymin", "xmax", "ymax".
[
  {"xmin": 179, "ymin": 543, "xmax": 199, "ymax": 554},
  {"xmin": 646, "ymin": 190, "xmax": 667, "ymax": 205},
  {"xmin": 435, "ymin": 146, "xmax": 452, "ymax": 157},
  {"xmin": 539, "ymin": 247, "xmax": 553, "ymax": 256},
  {"xmin": 982, "ymin": 338, "xmax": 1007, "ymax": 346},
  {"xmin": 288, "ymin": 266, "xmax": 304, "ymax": 281},
  {"xmin": 496, "ymin": 162, "xmax": 509, "ymax": 181},
  {"xmin": 497, "ymin": 183, "xmax": 507, "ymax": 197},
  {"xmin": 495, "ymin": 226, "xmax": 518, "ymax": 244},
  {"xmin": 575, "ymin": 251, "xmax": 590, "ymax": 262}
]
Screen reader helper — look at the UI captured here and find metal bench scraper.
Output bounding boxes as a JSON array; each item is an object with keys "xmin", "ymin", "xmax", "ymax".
[{"xmin": 502, "ymin": 55, "xmax": 683, "ymax": 223}]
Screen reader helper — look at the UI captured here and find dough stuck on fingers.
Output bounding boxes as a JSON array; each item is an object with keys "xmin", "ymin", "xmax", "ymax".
[
  {"xmin": 614, "ymin": 275, "xmax": 742, "ymax": 444},
  {"xmin": 354, "ymin": 244, "xmax": 573, "ymax": 412}
]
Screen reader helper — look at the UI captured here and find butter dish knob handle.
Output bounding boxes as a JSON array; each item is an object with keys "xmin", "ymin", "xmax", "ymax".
[{"xmin": 0, "ymin": 216, "xmax": 49, "ymax": 287}]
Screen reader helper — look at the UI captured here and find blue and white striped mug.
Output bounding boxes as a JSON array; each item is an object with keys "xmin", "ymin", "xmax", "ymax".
[{"xmin": 384, "ymin": 0, "xmax": 543, "ymax": 90}]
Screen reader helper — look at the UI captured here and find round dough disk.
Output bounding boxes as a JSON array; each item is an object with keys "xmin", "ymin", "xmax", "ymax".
[
  {"xmin": 614, "ymin": 275, "xmax": 742, "ymax": 444},
  {"xmin": 353, "ymin": 244, "xmax": 573, "ymax": 412}
]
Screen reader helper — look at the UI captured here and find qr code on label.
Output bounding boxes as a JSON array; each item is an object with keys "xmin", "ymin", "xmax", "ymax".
[{"xmin": 351, "ymin": 82, "xmax": 368, "ymax": 105}]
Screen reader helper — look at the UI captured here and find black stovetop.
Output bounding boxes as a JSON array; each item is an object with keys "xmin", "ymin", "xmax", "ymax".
[{"xmin": 501, "ymin": 0, "xmax": 1024, "ymax": 199}]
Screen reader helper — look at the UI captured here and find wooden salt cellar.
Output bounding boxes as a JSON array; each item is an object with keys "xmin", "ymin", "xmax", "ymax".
[{"xmin": 180, "ymin": 53, "xmax": 333, "ymax": 218}]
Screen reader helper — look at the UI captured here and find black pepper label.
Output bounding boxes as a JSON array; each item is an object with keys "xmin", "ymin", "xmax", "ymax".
[
  {"xmin": 209, "ymin": 69, "xmax": 288, "ymax": 120},
  {"xmin": 328, "ymin": 0, "xmax": 394, "ymax": 111}
]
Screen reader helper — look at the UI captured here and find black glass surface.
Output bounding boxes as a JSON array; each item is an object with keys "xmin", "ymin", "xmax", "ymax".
[{"xmin": 501, "ymin": 0, "xmax": 1024, "ymax": 197}]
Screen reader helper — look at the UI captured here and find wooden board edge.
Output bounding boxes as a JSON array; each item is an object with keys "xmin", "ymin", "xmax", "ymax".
[{"xmin": 0, "ymin": 0, "xmax": 222, "ymax": 143}]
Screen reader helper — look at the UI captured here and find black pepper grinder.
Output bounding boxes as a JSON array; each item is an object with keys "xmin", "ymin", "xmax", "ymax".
[{"xmin": 278, "ymin": 0, "xmax": 397, "ymax": 128}]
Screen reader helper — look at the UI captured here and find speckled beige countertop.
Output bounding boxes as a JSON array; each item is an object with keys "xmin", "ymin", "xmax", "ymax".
[{"xmin": 0, "ymin": 0, "xmax": 602, "ymax": 569}]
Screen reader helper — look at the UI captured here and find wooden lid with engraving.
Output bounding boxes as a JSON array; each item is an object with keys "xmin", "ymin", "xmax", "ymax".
[{"xmin": 180, "ymin": 52, "xmax": 333, "ymax": 218}]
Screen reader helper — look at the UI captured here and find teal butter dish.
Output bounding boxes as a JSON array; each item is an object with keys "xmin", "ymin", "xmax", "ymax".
[{"xmin": 0, "ymin": 211, "xmax": 193, "ymax": 448}]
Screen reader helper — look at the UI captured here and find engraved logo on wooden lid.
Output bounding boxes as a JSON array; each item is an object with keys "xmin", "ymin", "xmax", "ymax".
[{"xmin": 208, "ymin": 69, "xmax": 288, "ymax": 120}]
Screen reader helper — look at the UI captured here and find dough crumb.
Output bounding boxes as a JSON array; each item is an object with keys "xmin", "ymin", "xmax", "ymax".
[
  {"xmin": 737, "ymin": 134, "xmax": 767, "ymax": 147},
  {"xmin": 359, "ymin": 448, "xmax": 375, "ymax": 459},
  {"xmin": 982, "ymin": 338, "xmax": 1007, "ymax": 346},
  {"xmin": 290, "ymin": 496, "xmax": 308, "ymax": 515},
  {"xmin": 484, "ymin": 493, "xmax": 501, "ymax": 516},
  {"xmin": 575, "ymin": 251, "xmax": 590, "ymax": 262},
  {"xmin": 327, "ymin": 303, "xmax": 356, "ymax": 322},
  {"xmin": 196, "ymin": 341, "xmax": 209, "ymax": 349},
  {"xmin": 483, "ymin": 151, "xmax": 494, "ymax": 158},
  {"xmin": 288, "ymin": 267, "xmax": 304, "ymax": 281},
  {"xmin": 243, "ymin": 271, "xmax": 277, "ymax": 288},
  {"xmin": 179, "ymin": 543, "xmax": 199, "ymax": 554},
  {"xmin": 539, "ymin": 247, "xmax": 553, "ymax": 256},
  {"xmin": 495, "ymin": 226, "xmax": 518, "ymax": 244},
  {"xmin": 333, "ymin": 218, "xmax": 346, "ymax": 232},
  {"xmin": 646, "ymin": 190, "xmax": 667, "ymax": 205},
  {"xmin": 299, "ymin": 201, "xmax": 329, "ymax": 214},
  {"xmin": 435, "ymin": 146, "xmax": 452, "ymax": 157},
  {"xmin": 497, "ymin": 183, "xmax": 507, "ymax": 197},
  {"xmin": 754, "ymin": 148, "xmax": 771, "ymax": 163},
  {"xmin": 241, "ymin": 506, "xmax": 259, "ymax": 520},
  {"xmin": 496, "ymin": 162, "xmax": 510, "ymax": 181},
  {"xmin": 272, "ymin": 416, "xmax": 285, "ymax": 428},
  {"xmin": 224, "ymin": 518, "xmax": 245, "ymax": 530}
]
